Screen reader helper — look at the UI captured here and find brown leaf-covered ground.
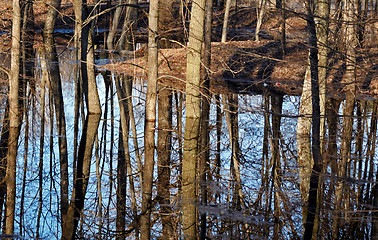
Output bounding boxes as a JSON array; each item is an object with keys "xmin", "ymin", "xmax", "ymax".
[
  {"xmin": 0, "ymin": 3, "xmax": 377, "ymax": 99},
  {"xmin": 102, "ymin": 36, "xmax": 378, "ymax": 99}
]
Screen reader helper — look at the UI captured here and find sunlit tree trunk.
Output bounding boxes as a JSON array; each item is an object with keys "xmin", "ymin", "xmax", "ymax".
[
  {"xmin": 156, "ymin": 1, "xmax": 175, "ymax": 237},
  {"xmin": 106, "ymin": 0, "xmax": 123, "ymax": 50},
  {"xmin": 297, "ymin": 64, "xmax": 313, "ymax": 226},
  {"xmin": 117, "ymin": 0, "xmax": 138, "ymax": 50},
  {"xmin": 221, "ymin": 0, "xmax": 232, "ymax": 42},
  {"xmin": 182, "ymin": 0, "xmax": 206, "ymax": 236},
  {"xmin": 316, "ymin": 0, "xmax": 330, "ymax": 150},
  {"xmin": 255, "ymin": 0, "xmax": 267, "ymax": 41},
  {"xmin": 5, "ymin": 0, "xmax": 22, "ymax": 233},
  {"xmin": 36, "ymin": 48, "xmax": 48, "ymax": 238},
  {"xmin": 140, "ymin": 0, "xmax": 158, "ymax": 237}
]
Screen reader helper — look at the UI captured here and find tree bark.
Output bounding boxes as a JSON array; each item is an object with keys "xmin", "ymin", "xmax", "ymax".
[
  {"xmin": 43, "ymin": 0, "xmax": 70, "ymax": 229},
  {"xmin": 5, "ymin": 0, "xmax": 22, "ymax": 234},
  {"xmin": 315, "ymin": 0, "xmax": 330, "ymax": 151},
  {"xmin": 297, "ymin": 64, "xmax": 313, "ymax": 226},
  {"xmin": 303, "ymin": 0, "xmax": 322, "ymax": 238},
  {"xmin": 157, "ymin": 86, "xmax": 174, "ymax": 239},
  {"xmin": 221, "ymin": 0, "xmax": 232, "ymax": 42},
  {"xmin": 199, "ymin": 0, "xmax": 213, "ymax": 237},
  {"xmin": 36, "ymin": 48, "xmax": 48, "ymax": 238},
  {"xmin": 182, "ymin": 0, "xmax": 206, "ymax": 236},
  {"xmin": 255, "ymin": 0, "xmax": 267, "ymax": 41},
  {"xmin": 140, "ymin": 0, "xmax": 158, "ymax": 237}
]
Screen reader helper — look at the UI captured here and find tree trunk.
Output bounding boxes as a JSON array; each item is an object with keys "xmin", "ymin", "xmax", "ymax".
[
  {"xmin": 271, "ymin": 94, "xmax": 283, "ymax": 239},
  {"xmin": 116, "ymin": 123, "xmax": 127, "ymax": 240},
  {"xmin": 61, "ymin": 24, "xmax": 101, "ymax": 240},
  {"xmin": 297, "ymin": 64, "xmax": 313, "ymax": 226},
  {"xmin": 199, "ymin": 0, "xmax": 212, "ymax": 237},
  {"xmin": 0, "ymin": 101, "xmax": 9, "ymax": 230},
  {"xmin": 106, "ymin": 0, "xmax": 123, "ymax": 50},
  {"xmin": 315, "ymin": 0, "xmax": 330, "ymax": 151},
  {"xmin": 43, "ymin": 0, "xmax": 69, "ymax": 229},
  {"xmin": 221, "ymin": 0, "xmax": 232, "ymax": 42},
  {"xmin": 36, "ymin": 48, "xmax": 48, "ymax": 238},
  {"xmin": 117, "ymin": 0, "xmax": 138, "ymax": 51},
  {"xmin": 182, "ymin": 0, "xmax": 206, "ymax": 236},
  {"xmin": 5, "ymin": 0, "xmax": 22, "ymax": 234},
  {"xmin": 157, "ymin": 86, "xmax": 174, "ymax": 239},
  {"xmin": 303, "ymin": 0, "xmax": 322, "ymax": 238},
  {"xmin": 276, "ymin": 0, "xmax": 286, "ymax": 54},
  {"xmin": 255, "ymin": 0, "xmax": 267, "ymax": 41},
  {"xmin": 140, "ymin": 0, "xmax": 159, "ymax": 237}
]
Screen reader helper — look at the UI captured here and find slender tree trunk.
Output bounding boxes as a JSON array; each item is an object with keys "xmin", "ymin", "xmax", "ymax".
[
  {"xmin": 271, "ymin": 94, "xmax": 283, "ymax": 239},
  {"xmin": 0, "ymin": 101, "xmax": 9, "ymax": 230},
  {"xmin": 36, "ymin": 48, "xmax": 47, "ymax": 238},
  {"xmin": 316, "ymin": 0, "xmax": 330, "ymax": 151},
  {"xmin": 199, "ymin": 0, "xmax": 213, "ymax": 237},
  {"xmin": 140, "ymin": 0, "xmax": 159, "ymax": 237},
  {"xmin": 107, "ymin": 0, "xmax": 123, "ymax": 50},
  {"xmin": 276, "ymin": 0, "xmax": 286, "ymax": 54},
  {"xmin": 116, "ymin": 123, "xmax": 127, "ymax": 240},
  {"xmin": 255, "ymin": 0, "xmax": 267, "ymax": 41},
  {"xmin": 73, "ymin": 0, "xmax": 82, "ymax": 173},
  {"xmin": 303, "ymin": 0, "xmax": 322, "ymax": 238},
  {"xmin": 117, "ymin": 0, "xmax": 138, "ymax": 51},
  {"xmin": 297, "ymin": 64, "xmax": 313, "ymax": 226},
  {"xmin": 43, "ymin": 0, "xmax": 70, "ymax": 229},
  {"xmin": 114, "ymin": 74, "xmax": 139, "ymax": 239},
  {"xmin": 182, "ymin": 0, "xmax": 206, "ymax": 236},
  {"xmin": 19, "ymin": 86, "xmax": 30, "ymax": 236},
  {"xmin": 157, "ymin": 86, "xmax": 174, "ymax": 239},
  {"xmin": 95, "ymin": 137, "xmax": 103, "ymax": 237},
  {"xmin": 5, "ymin": 0, "xmax": 22, "ymax": 234},
  {"xmin": 221, "ymin": 0, "xmax": 232, "ymax": 42}
]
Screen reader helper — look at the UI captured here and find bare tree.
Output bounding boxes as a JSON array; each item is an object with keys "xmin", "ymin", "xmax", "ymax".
[
  {"xmin": 182, "ymin": 0, "xmax": 206, "ymax": 237},
  {"xmin": 303, "ymin": 0, "xmax": 322, "ymax": 238},
  {"xmin": 140, "ymin": 0, "xmax": 159, "ymax": 237},
  {"xmin": 43, "ymin": 0, "xmax": 70, "ymax": 229},
  {"xmin": 4, "ymin": 0, "xmax": 22, "ymax": 234}
]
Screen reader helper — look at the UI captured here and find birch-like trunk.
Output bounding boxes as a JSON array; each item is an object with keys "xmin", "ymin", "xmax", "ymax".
[
  {"xmin": 297, "ymin": 65, "xmax": 313, "ymax": 224},
  {"xmin": 255, "ymin": 0, "xmax": 267, "ymax": 41}
]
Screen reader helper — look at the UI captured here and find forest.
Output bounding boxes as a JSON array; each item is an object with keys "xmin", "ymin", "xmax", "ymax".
[{"xmin": 0, "ymin": 0, "xmax": 377, "ymax": 238}]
